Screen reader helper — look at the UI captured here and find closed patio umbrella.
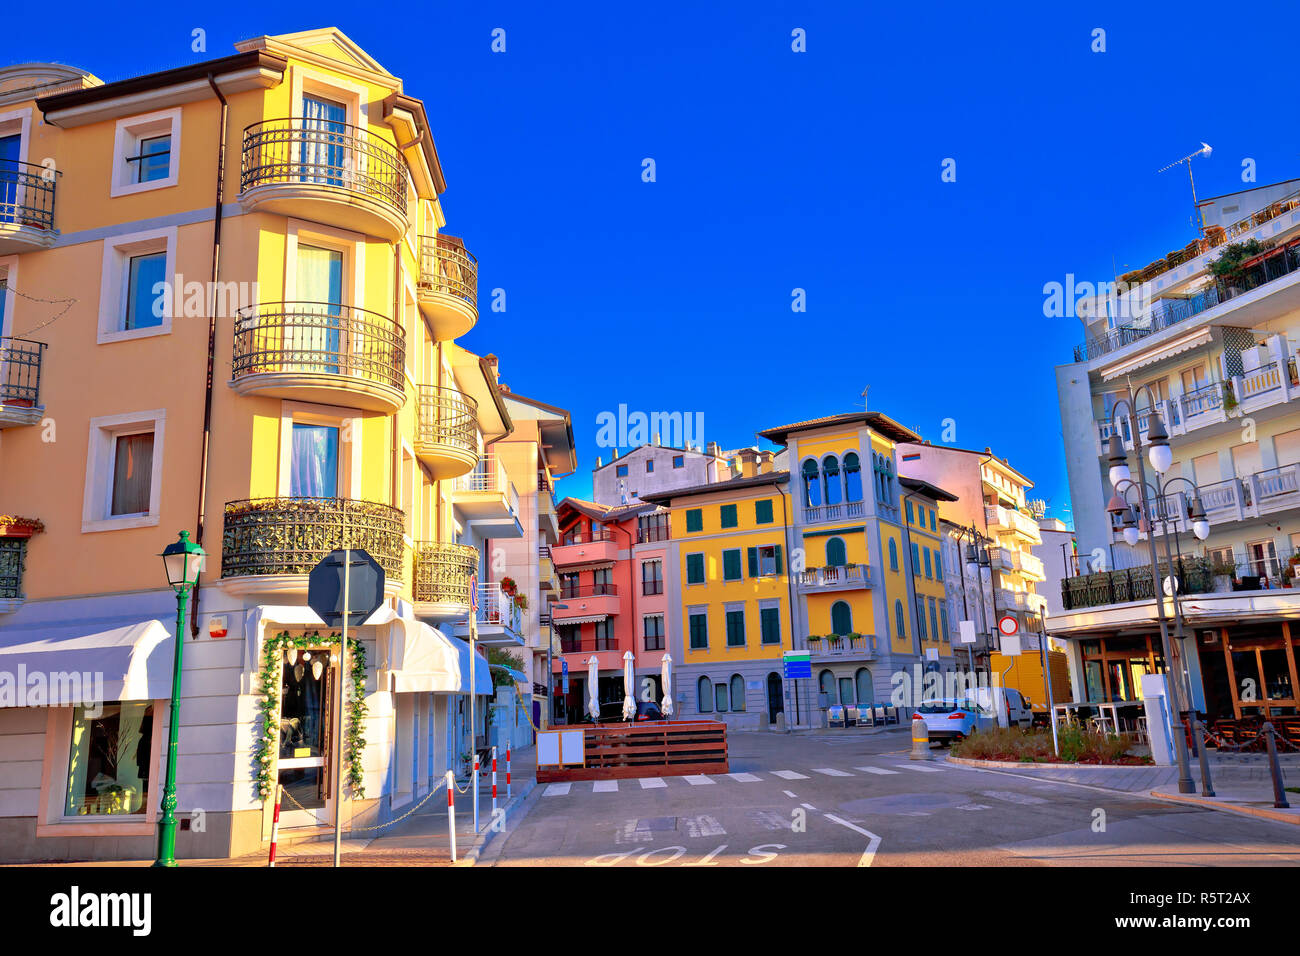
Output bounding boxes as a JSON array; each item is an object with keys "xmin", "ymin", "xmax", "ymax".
[
  {"xmin": 622, "ymin": 651, "xmax": 636, "ymax": 721},
  {"xmin": 661, "ymin": 653, "xmax": 674, "ymax": 717},
  {"xmin": 586, "ymin": 656, "xmax": 599, "ymax": 721}
]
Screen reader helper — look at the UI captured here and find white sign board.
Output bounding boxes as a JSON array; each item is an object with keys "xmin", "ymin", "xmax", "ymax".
[
  {"xmin": 958, "ymin": 620, "xmax": 977, "ymax": 644},
  {"xmin": 537, "ymin": 729, "xmax": 587, "ymax": 767},
  {"xmin": 999, "ymin": 634, "xmax": 1021, "ymax": 657}
]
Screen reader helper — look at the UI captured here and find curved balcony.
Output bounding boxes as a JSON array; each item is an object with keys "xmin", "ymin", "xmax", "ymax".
[
  {"xmin": 0, "ymin": 161, "xmax": 58, "ymax": 254},
  {"xmin": 412, "ymin": 541, "xmax": 479, "ymax": 619},
  {"xmin": 417, "ymin": 235, "xmax": 478, "ymax": 340},
  {"xmin": 238, "ymin": 119, "xmax": 409, "ymax": 240},
  {"xmin": 0, "ymin": 337, "xmax": 46, "ymax": 428},
  {"xmin": 220, "ymin": 497, "xmax": 405, "ymax": 596},
  {"xmin": 414, "ymin": 384, "xmax": 479, "ymax": 478},
  {"xmin": 231, "ymin": 302, "xmax": 406, "ymax": 412}
]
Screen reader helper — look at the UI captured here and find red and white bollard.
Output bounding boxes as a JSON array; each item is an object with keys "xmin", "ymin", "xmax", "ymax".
[
  {"xmin": 267, "ymin": 784, "xmax": 283, "ymax": 868},
  {"xmin": 491, "ymin": 745, "xmax": 498, "ymax": 821},
  {"xmin": 506, "ymin": 745, "xmax": 512, "ymax": 799},
  {"xmin": 445, "ymin": 770, "xmax": 457, "ymax": 863}
]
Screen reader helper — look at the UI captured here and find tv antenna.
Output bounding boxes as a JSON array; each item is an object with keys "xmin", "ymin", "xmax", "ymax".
[{"xmin": 1158, "ymin": 143, "xmax": 1212, "ymax": 236}]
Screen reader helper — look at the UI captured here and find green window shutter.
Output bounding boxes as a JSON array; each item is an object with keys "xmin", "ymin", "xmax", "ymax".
[
  {"xmin": 689, "ymin": 613, "xmax": 708, "ymax": 649},
  {"xmin": 911, "ymin": 542, "xmax": 920, "ymax": 572},
  {"xmin": 687, "ymin": 553, "xmax": 705, "ymax": 584},
  {"xmin": 774, "ymin": 544, "xmax": 783, "ymax": 573},
  {"xmin": 929, "ymin": 509, "xmax": 937, "ymax": 531},
  {"xmin": 760, "ymin": 607, "xmax": 780, "ymax": 644},
  {"xmin": 686, "ymin": 508, "xmax": 703, "ymax": 533},
  {"xmin": 723, "ymin": 549, "xmax": 742, "ymax": 581},
  {"xmin": 720, "ymin": 503, "xmax": 738, "ymax": 528},
  {"xmin": 747, "ymin": 547, "xmax": 758, "ymax": 577},
  {"xmin": 905, "ymin": 500, "xmax": 914, "ymax": 523},
  {"xmin": 755, "ymin": 499, "xmax": 774, "ymax": 524},
  {"xmin": 924, "ymin": 550, "xmax": 933, "ymax": 578},
  {"xmin": 726, "ymin": 610, "xmax": 745, "ymax": 646}
]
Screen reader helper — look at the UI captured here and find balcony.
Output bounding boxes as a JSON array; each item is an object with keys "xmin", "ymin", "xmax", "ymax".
[
  {"xmin": 802, "ymin": 501, "xmax": 865, "ymax": 525},
  {"xmin": 984, "ymin": 505, "xmax": 1041, "ymax": 544},
  {"xmin": 1060, "ymin": 559, "xmax": 1214, "ymax": 611},
  {"xmin": 538, "ymin": 494, "xmax": 560, "ymax": 543},
  {"xmin": 238, "ymin": 119, "xmax": 408, "ymax": 240},
  {"xmin": 804, "ymin": 634, "xmax": 875, "ymax": 659},
  {"xmin": 552, "ymin": 529, "xmax": 617, "ymax": 567},
  {"xmin": 414, "ymin": 385, "xmax": 478, "ymax": 479},
  {"xmin": 412, "ymin": 541, "xmax": 479, "ymax": 619},
  {"xmin": 417, "ymin": 235, "xmax": 478, "ymax": 340},
  {"xmin": 539, "ymin": 546, "xmax": 556, "ymax": 590},
  {"xmin": 1130, "ymin": 464, "xmax": 1300, "ymax": 540},
  {"xmin": 1018, "ymin": 551, "xmax": 1046, "ymax": 582},
  {"xmin": 554, "ymin": 583, "xmax": 621, "ymax": 622},
  {"xmin": 450, "ymin": 454, "xmax": 520, "ymax": 535},
  {"xmin": 0, "ymin": 338, "xmax": 46, "ymax": 427},
  {"xmin": 453, "ymin": 583, "xmax": 525, "ymax": 647},
  {"xmin": 220, "ymin": 497, "xmax": 404, "ymax": 595},
  {"xmin": 231, "ymin": 302, "xmax": 405, "ymax": 413},
  {"xmin": 796, "ymin": 564, "xmax": 872, "ymax": 592},
  {"xmin": 0, "ymin": 161, "xmax": 58, "ymax": 254}
]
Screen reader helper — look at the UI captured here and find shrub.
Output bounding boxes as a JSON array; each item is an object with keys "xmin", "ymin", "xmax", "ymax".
[{"xmin": 950, "ymin": 725, "xmax": 1147, "ymax": 764}]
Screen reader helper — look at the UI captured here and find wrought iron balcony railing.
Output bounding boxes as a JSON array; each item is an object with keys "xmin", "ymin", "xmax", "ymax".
[
  {"xmin": 558, "ymin": 583, "xmax": 618, "ymax": 599},
  {"xmin": 240, "ymin": 119, "xmax": 407, "ymax": 216},
  {"xmin": 232, "ymin": 301, "xmax": 405, "ymax": 392},
  {"xmin": 414, "ymin": 384, "xmax": 478, "ymax": 455},
  {"xmin": 412, "ymin": 541, "xmax": 480, "ymax": 606},
  {"xmin": 0, "ymin": 160, "xmax": 58, "ymax": 234},
  {"xmin": 418, "ymin": 235, "xmax": 478, "ymax": 305},
  {"xmin": 221, "ymin": 497, "xmax": 404, "ymax": 579},
  {"xmin": 1, "ymin": 337, "xmax": 46, "ymax": 406},
  {"xmin": 1059, "ymin": 558, "xmax": 1213, "ymax": 611}
]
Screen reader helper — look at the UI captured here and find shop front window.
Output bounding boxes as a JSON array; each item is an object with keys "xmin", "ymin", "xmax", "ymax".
[{"xmin": 65, "ymin": 702, "xmax": 154, "ymax": 816}]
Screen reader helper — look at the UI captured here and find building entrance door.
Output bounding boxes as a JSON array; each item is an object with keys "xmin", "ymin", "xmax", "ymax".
[
  {"xmin": 277, "ymin": 646, "xmax": 336, "ymax": 827},
  {"xmin": 767, "ymin": 672, "xmax": 784, "ymax": 723}
]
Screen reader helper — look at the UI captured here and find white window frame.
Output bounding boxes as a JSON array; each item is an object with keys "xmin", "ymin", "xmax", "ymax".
[
  {"xmin": 110, "ymin": 108, "xmax": 182, "ymax": 197},
  {"xmin": 97, "ymin": 225, "xmax": 177, "ymax": 344},
  {"xmin": 277, "ymin": 400, "xmax": 362, "ymax": 499},
  {"xmin": 284, "ymin": 218, "xmax": 364, "ymax": 305},
  {"xmin": 81, "ymin": 409, "xmax": 166, "ymax": 532}
]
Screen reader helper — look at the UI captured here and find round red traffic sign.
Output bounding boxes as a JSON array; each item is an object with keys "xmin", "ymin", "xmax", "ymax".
[{"xmin": 997, "ymin": 615, "xmax": 1019, "ymax": 637}]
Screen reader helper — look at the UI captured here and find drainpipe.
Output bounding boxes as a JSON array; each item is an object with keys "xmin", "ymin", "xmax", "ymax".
[
  {"xmin": 780, "ymin": 484, "xmax": 800, "ymax": 728},
  {"xmin": 393, "ymin": 244, "xmax": 401, "ymax": 512},
  {"xmin": 189, "ymin": 72, "xmax": 229, "ymax": 638}
]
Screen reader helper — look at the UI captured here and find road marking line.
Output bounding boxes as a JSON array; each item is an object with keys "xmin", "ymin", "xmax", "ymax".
[
  {"xmin": 593, "ymin": 780, "xmax": 619, "ymax": 793},
  {"xmin": 894, "ymin": 763, "xmax": 944, "ymax": 773},
  {"xmin": 823, "ymin": 813, "xmax": 882, "ymax": 867},
  {"xmin": 855, "ymin": 767, "xmax": 898, "ymax": 775},
  {"xmin": 639, "ymin": 777, "xmax": 667, "ymax": 789},
  {"xmin": 544, "ymin": 783, "xmax": 571, "ymax": 796},
  {"xmin": 684, "ymin": 815, "xmax": 726, "ymax": 837},
  {"xmin": 782, "ymin": 790, "xmax": 798, "ymax": 798},
  {"xmin": 813, "ymin": 768, "xmax": 853, "ymax": 777},
  {"xmin": 728, "ymin": 772, "xmax": 761, "ymax": 783},
  {"xmin": 801, "ymin": 803, "xmax": 817, "ymax": 810},
  {"xmin": 683, "ymin": 774, "xmax": 715, "ymax": 785},
  {"xmin": 772, "ymin": 770, "xmax": 809, "ymax": 780}
]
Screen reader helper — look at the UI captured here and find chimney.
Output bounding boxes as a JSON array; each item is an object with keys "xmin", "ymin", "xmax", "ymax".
[
  {"xmin": 707, "ymin": 441, "xmax": 721, "ymax": 458},
  {"xmin": 653, "ymin": 432, "xmax": 661, "ymax": 446},
  {"xmin": 758, "ymin": 450, "xmax": 774, "ymax": 474},
  {"xmin": 596, "ymin": 456, "xmax": 603, "ymax": 468},
  {"xmin": 483, "ymin": 354, "xmax": 499, "ymax": 380},
  {"xmin": 737, "ymin": 447, "xmax": 759, "ymax": 478}
]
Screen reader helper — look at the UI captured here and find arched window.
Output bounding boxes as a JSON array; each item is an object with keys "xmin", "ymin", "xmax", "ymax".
[
  {"xmin": 855, "ymin": 668, "xmax": 874, "ymax": 707},
  {"xmin": 826, "ymin": 536, "xmax": 847, "ymax": 567},
  {"xmin": 730, "ymin": 674, "xmax": 746, "ymax": 711},
  {"xmin": 802, "ymin": 459, "xmax": 821, "ymax": 507},
  {"xmin": 822, "ymin": 455, "xmax": 842, "ymax": 505},
  {"xmin": 844, "ymin": 452, "xmax": 862, "ymax": 502},
  {"xmin": 888, "ymin": 538, "xmax": 899, "ymax": 571},
  {"xmin": 894, "ymin": 600, "xmax": 906, "ymax": 638},
  {"xmin": 697, "ymin": 676, "xmax": 713, "ymax": 713},
  {"xmin": 831, "ymin": 600, "xmax": 853, "ymax": 635},
  {"xmin": 819, "ymin": 669, "xmax": 836, "ymax": 703}
]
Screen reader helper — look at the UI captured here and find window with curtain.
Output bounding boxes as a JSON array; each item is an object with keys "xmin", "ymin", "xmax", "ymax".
[
  {"xmin": 697, "ymin": 677, "xmax": 713, "ymax": 713},
  {"xmin": 110, "ymin": 432, "xmax": 154, "ymax": 516},
  {"xmin": 124, "ymin": 251, "xmax": 166, "ymax": 330},
  {"xmin": 730, "ymin": 675, "xmax": 745, "ymax": 711},
  {"xmin": 895, "ymin": 600, "xmax": 906, "ymax": 638},
  {"xmin": 65, "ymin": 702, "xmax": 154, "ymax": 816},
  {"xmin": 290, "ymin": 422, "xmax": 339, "ymax": 498},
  {"xmin": 826, "ymin": 537, "xmax": 847, "ymax": 567},
  {"xmin": 855, "ymin": 668, "xmax": 873, "ymax": 707},
  {"xmin": 642, "ymin": 559, "xmax": 663, "ymax": 595},
  {"xmin": 819, "ymin": 669, "xmax": 835, "ymax": 702},
  {"xmin": 822, "ymin": 456, "xmax": 842, "ymax": 505},
  {"xmin": 300, "ymin": 94, "xmax": 347, "ymax": 186},
  {"xmin": 843, "ymin": 452, "xmax": 862, "ymax": 502},
  {"xmin": 802, "ymin": 459, "xmax": 821, "ymax": 507},
  {"xmin": 294, "ymin": 244, "xmax": 344, "ymax": 374},
  {"xmin": 831, "ymin": 601, "xmax": 853, "ymax": 635}
]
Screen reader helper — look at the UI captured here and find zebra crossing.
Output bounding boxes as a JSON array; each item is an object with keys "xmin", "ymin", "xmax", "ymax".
[{"xmin": 541, "ymin": 760, "xmax": 957, "ymax": 797}]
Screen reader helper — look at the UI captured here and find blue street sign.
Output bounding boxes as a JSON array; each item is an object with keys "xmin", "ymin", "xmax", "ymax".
[{"xmin": 783, "ymin": 651, "xmax": 812, "ymax": 681}]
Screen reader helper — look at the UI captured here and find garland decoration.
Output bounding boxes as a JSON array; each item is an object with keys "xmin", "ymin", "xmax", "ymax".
[{"xmin": 254, "ymin": 630, "xmax": 368, "ymax": 801}]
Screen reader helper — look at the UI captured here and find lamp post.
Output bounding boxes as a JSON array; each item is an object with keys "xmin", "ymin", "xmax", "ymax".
[
  {"xmin": 1105, "ymin": 380, "xmax": 1196, "ymax": 793},
  {"xmin": 548, "ymin": 603, "xmax": 569, "ymax": 727},
  {"xmin": 154, "ymin": 529, "xmax": 205, "ymax": 867},
  {"xmin": 955, "ymin": 525, "xmax": 997, "ymax": 680}
]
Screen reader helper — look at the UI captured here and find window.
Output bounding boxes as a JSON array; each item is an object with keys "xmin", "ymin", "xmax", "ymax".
[
  {"xmin": 642, "ymin": 559, "xmax": 663, "ymax": 595},
  {"xmin": 935, "ymin": 549, "xmax": 943, "ymax": 578},
  {"xmin": 560, "ymin": 572, "xmax": 579, "ymax": 598},
  {"xmin": 720, "ymin": 503, "xmax": 738, "ymax": 528},
  {"xmin": 905, "ymin": 500, "xmax": 914, "ymax": 523},
  {"xmin": 290, "ymin": 422, "xmax": 339, "ymax": 498},
  {"xmin": 822, "ymin": 456, "xmax": 842, "ymax": 505},
  {"xmin": 592, "ymin": 567, "xmax": 613, "ymax": 593},
  {"xmin": 0, "ymin": 537, "xmax": 28, "ymax": 605},
  {"xmin": 637, "ymin": 512, "xmax": 670, "ymax": 543},
  {"xmin": 888, "ymin": 538, "xmax": 898, "ymax": 571},
  {"xmin": 616, "ymin": 464, "xmax": 628, "ymax": 477},
  {"xmin": 755, "ymin": 498, "xmax": 774, "ymax": 524},
  {"xmin": 644, "ymin": 615, "xmax": 665, "ymax": 651},
  {"xmin": 844, "ymin": 452, "xmax": 862, "ymax": 503},
  {"xmin": 760, "ymin": 606, "xmax": 781, "ymax": 644},
  {"xmin": 111, "ymin": 108, "xmax": 181, "ymax": 196},
  {"xmin": 826, "ymin": 536, "xmax": 847, "ymax": 567},
  {"xmin": 839, "ymin": 677, "xmax": 855, "ymax": 705},
  {"xmin": 65, "ymin": 702, "xmax": 154, "ymax": 816},
  {"xmin": 725, "ymin": 608, "xmax": 746, "ymax": 646},
  {"xmin": 923, "ymin": 549, "xmax": 933, "ymax": 578},
  {"xmin": 911, "ymin": 542, "xmax": 921, "ymax": 573},
  {"xmin": 715, "ymin": 681, "xmax": 730, "ymax": 712},
  {"xmin": 697, "ymin": 676, "xmax": 713, "ymax": 712},
  {"xmin": 594, "ymin": 618, "xmax": 614, "ymax": 650},
  {"xmin": 97, "ymin": 226, "xmax": 177, "ymax": 342},
  {"xmin": 750, "ymin": 544, "xmax": 781, "ymax": 577},
  {"xmin": 855, "ymin": 668, "xmax": 873, "ymax": 708},
  {"xmin": 125, "ymin": 252, "xmax": 166, "ymax": 331},
  {"xmin": 83, "ymin": 410, "xmax": 165, "ymax": 532},
  {"xmin": 929, "ymin": 508, "xmax": 937, "ymax": 532},
  {"xmin": 673, "ymin": 455, "xmax": 684, "ymax": 468},
  {"xmin": 686, "ymin": 553, "xmax": 706, "ymax": 585},
  {"xmin": 819, "ymin": 669, "xmax": 835, "ymax": 702},
  {"xmin": 802, "ymin": 459, "xmax": 821, "ymax": 507},
  {"xmin": 689, "ymin": 611, "xmax": 709, "ymax": 649},
  {"xmin": 685, "ymin": 508, "xmax": 703, "ymax": 533},
  {"xmin": 831, "ymin": 601, "xmax": 853, "ymax": 635},
  {"xmin": 916, "ymin": 597, "xmax": 928, "ymax": 639},
  {"xmin": 929, "ymin": 598, "xmax": 939, "ymax": 641},
  {"xmin": 722, "ymin": 549, "xmax": 742, "ymax": 581},
  {"xmin": 894, "ymin": 600, "xmax": 906, "ymax": 638},
  {"xmin": 940, "ymin": 604, "xmax": 950, "ymax": 640},
  {"xmin": 730, "ymin": 675, "xmax": 746, "ymax": 711}
]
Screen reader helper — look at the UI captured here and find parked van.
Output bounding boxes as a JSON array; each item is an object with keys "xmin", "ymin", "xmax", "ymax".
[{"xmin": 971, "ymin": 686, "xmax": 1035, "ymax": 729}]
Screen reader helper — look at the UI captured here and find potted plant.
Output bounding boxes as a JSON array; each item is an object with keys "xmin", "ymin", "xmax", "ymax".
[
  {"xmin": 499, "ymin": 576, "xmax": 518, "ymax": 596},
  {"xmin": 1223, "ymin": 382, "xmax": 1239, "ymax": 413},
  {"xmin": 1210, "ymin": 557, "xmax": 1236, "ymax": 593},
  {"xmin": 1285, "ymin": 565, "xmax": 1295, "ymax": 589}
]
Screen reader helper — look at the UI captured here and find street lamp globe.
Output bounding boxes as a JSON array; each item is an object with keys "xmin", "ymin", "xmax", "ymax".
[
  {"xmin": 1122, "ymin": 526, "xmax": 1141, "ymax": 546},
  {"xmin": 1192, "ymin": 519, "xmax": 1210, "ymax": 540},
  {"xmin": 161, "ymin": 530, "xmax": 205, "ymax": 591},
  {"xmin": 1148, "ymin": 441, "xmax": 1174, "ymax": 475},
  {"xmin": 1106, "ymin": 434, "xmax": 1130, "ymax": 488}
]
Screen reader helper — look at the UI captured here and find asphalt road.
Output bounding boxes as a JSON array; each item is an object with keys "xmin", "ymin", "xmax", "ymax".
[{"xmin": 483, "ymin": 731, "xmax": 1300, "ymax": 867}]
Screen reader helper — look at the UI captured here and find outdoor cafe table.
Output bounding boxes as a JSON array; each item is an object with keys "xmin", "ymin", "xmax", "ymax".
[{"xmin": 1053, "ymin": 700, "xmax": 1146, "ymax": 734}]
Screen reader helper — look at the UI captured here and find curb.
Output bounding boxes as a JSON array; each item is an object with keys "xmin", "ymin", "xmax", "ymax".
[
  {"xmin": 1147, "ymin": 789, "xmax": 1300, "ymax": 826},
  {"xmin": 456, "ymin": 779, "xmax": 537, "ymax": 866},
  {"xmin": 944, "ymin": 755, "xmax": 1155, "ymax": 771}
]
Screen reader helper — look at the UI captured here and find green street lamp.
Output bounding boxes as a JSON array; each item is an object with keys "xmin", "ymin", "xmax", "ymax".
[{"xmin": 154, "ymin": 530, "xmax": 205, "ymax": 867}]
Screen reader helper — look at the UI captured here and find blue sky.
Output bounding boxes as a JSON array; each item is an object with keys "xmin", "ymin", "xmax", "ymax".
[{"xmin": 11, "ymin": 1, "xmax": 1300, "ymax": 523}]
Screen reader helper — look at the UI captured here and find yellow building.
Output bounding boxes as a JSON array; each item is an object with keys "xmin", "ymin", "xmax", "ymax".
[{"xmin": 0, "ymin": 30, "xmax": 552, "ymax": 862}]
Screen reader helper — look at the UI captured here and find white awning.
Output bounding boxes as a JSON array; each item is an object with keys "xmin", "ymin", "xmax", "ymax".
[
  {"xmin": 1100, "ymin": 327, "xmax": 1212, "ymax": 381},
  {"xmin": 554, "ymin": 614, "xmax": 608, "ymax": 626},
  {"xmin": 0, "ymin": 620, "xmax": 173, "ymax": 706},
  {"xmin": 390, "ymin": 619, "xmax": 461, "ymax": 694}
]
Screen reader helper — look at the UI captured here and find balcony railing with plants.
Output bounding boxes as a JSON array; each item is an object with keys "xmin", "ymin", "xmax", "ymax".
[
  {"xmin": 240, "ymin": 119, "xmax": 407, "ymax": 217},
  {"xmin": 477, "ymin": 582, "xmax": 524, "ymax": 632},
  {"xmin": 796, "ymin": 564, "xmax": 871, "ymax": 588},
  {"xmin": 221, "ymin": 497, "xmax": 405, "ymax": 579},
  {"xmin": 0, "ymin": 159, "xmax": 58, "ymax": 234},
  {"xmin": 1, "ymin": 337, "xmax": 46, "ymax": 407},
  {"xmin": 415, "ymin": 384, "xmax": 478, "ymax": 456},
  {"xmin": 1059, "ymin": 557, "xmax": 1214, "ymax": 611},
  {"xmin": 418, "ymin": 235, "xmax": 478, "ymax": 305},
  {"xmin": 804, "ymin": 634, "xmax": 873, "ymax": 656},
  {"xmin": 412, "ymin": 541, "xmax": 479, "ymax": 606},
  {"xmin": 232, "ymin": 302, "xmax": 405, "ymax": 392}
]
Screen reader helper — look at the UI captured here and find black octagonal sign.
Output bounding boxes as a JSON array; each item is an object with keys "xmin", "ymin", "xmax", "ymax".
[{"xmin": 308, "ymin": 549, "xmax": 386, "ymax": 629}]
